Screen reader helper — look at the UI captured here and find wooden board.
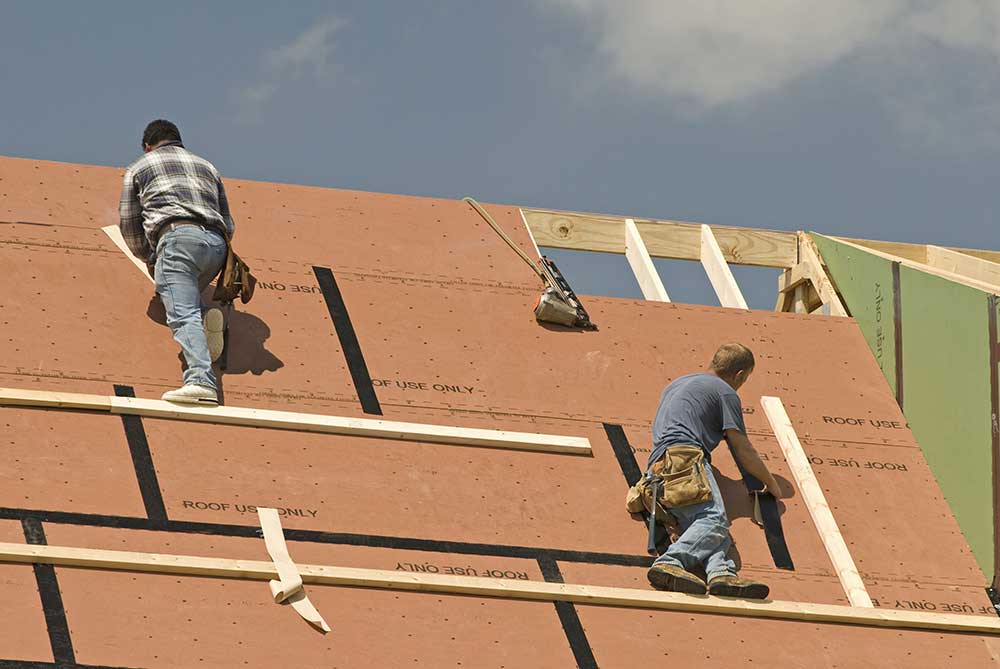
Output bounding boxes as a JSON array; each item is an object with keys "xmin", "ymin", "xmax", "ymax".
[
  {"xmin": 624, "ymin": 218, "xmax": 670, "ymax": 301},
  {"xmin": 1, "ymin": 540, "xmax": 997, "ymax": 635},
  {"xmin": 522, "ymin": 208, "xmax": 799, "ymax": 268},
  {"xmin": 0, "ymin": 387, "xmax": 593, "ymax": 455},
  {"xmin": 700, "ymin": 224, "xmax": 749, "ymax": 309}
]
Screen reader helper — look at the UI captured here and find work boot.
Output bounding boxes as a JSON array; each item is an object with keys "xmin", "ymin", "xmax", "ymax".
[
  {"xmin": 161, "ymin": 384, "xmax": 218, "ymax": 405},
  {"xmin": 647, "ymin": 563, "xmax": 707, "ymax": 595},
  {"xmin": 707, "ymin": 574, "xmax": 770, "ymax": 600},
  {"xmin": 204, "ymin": 308, "xmax": 225, "ymax": 363}
]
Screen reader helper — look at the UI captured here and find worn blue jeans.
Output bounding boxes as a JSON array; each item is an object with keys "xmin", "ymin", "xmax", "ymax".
[
  {"xmin": 652, "ymin": 461, "xmax": 737, "ymax": 581},
  {"xmin": 154, "ymin": 226, "xmax": 227, "ymax": 390}
]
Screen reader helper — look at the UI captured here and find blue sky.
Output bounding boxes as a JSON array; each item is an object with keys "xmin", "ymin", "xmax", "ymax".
[{"xmin": 2, "ymin": 1, "xmax": 999, "ymax": 307}]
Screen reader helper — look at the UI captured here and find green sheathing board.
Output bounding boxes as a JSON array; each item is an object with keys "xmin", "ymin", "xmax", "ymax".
[
  {"xmin": 811, "ymin": 234, "xmax": 898, "ymax": 395},
  {"xmin": 812, "ymin": 233, "xmax": 995, "ymax": 580},
  {"xmin": 899, "ymin": 265, "xmax": 993, "ymax": 579}
]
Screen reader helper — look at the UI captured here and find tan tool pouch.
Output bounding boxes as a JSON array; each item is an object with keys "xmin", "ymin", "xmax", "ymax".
[
  {"xmin": 213, "ymin": 244, "xmax": 257, "ymax": 305},
  {"xmin": 625, "ymin": 483, "xmax": 647, "ymax": 514},
  {"xmin": 648, "ymin": 445, "xmax": 713, "ymax": 509}
]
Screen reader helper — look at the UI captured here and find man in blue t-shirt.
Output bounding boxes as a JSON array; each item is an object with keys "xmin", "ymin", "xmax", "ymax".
[{"xmin": 645, "ymin": 343, "xmax": 784, "ymax": 599}]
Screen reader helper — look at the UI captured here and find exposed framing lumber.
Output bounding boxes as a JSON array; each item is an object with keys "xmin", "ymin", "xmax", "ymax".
[
  {"xmin": 520, "ymin": 208, "xmax": 1000, "ymax": 280},
  {"xmin": 776, "ymin": 234, "xmax": 847, "ymax": 317},
  {"xmin": 843, "ymin": 237, "xmax": 1000, "ymax": 268},
  {"xmin": 624, "ymin": 218, "xmax": 670, "ymax": 302},
  {"xmin": 833, "ymin": 237, "xmax": 1000, "ymax": 294},
  {"xmin": 700, "ymin": 224, "xmax": 749, "ymax": 310},
  {"xmin": 761, "ymin": 396, "xmax": 873, "ymax": 608},
  {"xmin": 0, "ymin": 387, "xmax": 592, "ymax": 456},
  {"xmin": 521, "ymin": 208, "xmax": 798, "ymax": 268},
  {"xmin": 796, "ymin": 233, "xmax": 848, "ymax": 316},
  {"xmin": 925, "ymin": 245, "xmax": 1000, "ymax": 290},
  {"xmin": 0, "ymin": 541, "xmax": 996, "ymax": 635}
]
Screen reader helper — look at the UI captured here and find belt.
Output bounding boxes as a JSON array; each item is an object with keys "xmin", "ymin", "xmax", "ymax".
[{"xmin": 154, "ymin": 220, "xmax": 221, "ymax": 247}]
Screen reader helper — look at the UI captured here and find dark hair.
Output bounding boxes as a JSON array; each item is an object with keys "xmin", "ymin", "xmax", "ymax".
[
  {"xmin": 142, "ymin": 119, "xmax": 182, "ymax": 149},
  {"xmin": 709, "ymin": 343, "xmax": 755, "ymax": 378}
]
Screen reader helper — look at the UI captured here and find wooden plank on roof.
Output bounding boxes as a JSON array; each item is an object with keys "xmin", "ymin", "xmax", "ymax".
[
  {"xmin": 761, "ymin": 396, "xmax": 873, "ymax": 607},
  {"xmin": 0, "ymin": 387, "xmax": 592, "ymax": 456},
  {"xmin": 1, "ymin": 541, "xmax": 997, "ymax": 635}
]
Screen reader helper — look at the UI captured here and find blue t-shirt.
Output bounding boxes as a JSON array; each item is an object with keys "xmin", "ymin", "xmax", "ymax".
[{"xmin": 647, "ymin": 373, "xmax": 747, "ymax": 469}]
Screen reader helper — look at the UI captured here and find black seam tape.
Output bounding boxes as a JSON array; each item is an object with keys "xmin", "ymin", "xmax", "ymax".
[
  {"xmin": 0, "ymin": 506, "xmax": 652, "ymax": 567},
  {"xmin": 0, "ymin": 661, "xmax": 139, "ymax": 669},
  {"xmin": 892, "ymin": 261, "xmax": 904, "ymax": 408},
  {"xmin": 603, "ymin": 423, "xmax": 643, "ymax": 487},
  {"xmin": 113, "ymin": 385, "xmax": 168, "ymax": 526},
  {"xmin": 985, "ymin": 586, "xmax": 1000, "ymax": 619},
  {"xmin": 729, "ymin": 448, "xmax": 795, "ymax": 571},
  {"xmin": 313, "ymin": 266, "xmax": 382, "ymax": 415},
  {"xmin": 538, "ymin": 557, "xmax": 599, "ymax": 669},
  {"xmin": 21, "ymin": 519, "xmax": 75, "ymax": 665},
  {"xmin": 603, "ymin": 423, "xmax": 669, "ymax": 555}
]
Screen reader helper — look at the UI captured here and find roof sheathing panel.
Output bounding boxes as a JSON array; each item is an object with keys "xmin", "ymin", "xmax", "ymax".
[{"xmin": 0, "ymin": 156, "xmax": 995, "ymax": 667}]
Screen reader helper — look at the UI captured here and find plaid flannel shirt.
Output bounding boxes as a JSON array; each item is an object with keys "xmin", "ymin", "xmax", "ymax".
[{"xmin": 118, "ymin": 141, "xmax": 235, "ymax": 262}]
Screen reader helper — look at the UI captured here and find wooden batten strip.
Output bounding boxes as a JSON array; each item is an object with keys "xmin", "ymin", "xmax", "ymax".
[
  {"xmin": 761, "ymin": 396, "xmax": 873, "ymax": 607},
  {"xmin": 0, "ymin": 541, "xmax": 996, "ymax": 635},
  {"xmin": 0, "ymin": 388, "xmax": 592, "ymax": 456}
]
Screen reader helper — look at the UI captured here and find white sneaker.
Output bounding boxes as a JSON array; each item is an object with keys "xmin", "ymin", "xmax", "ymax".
[
  {"xmin": 161, "ymin": 384, "xmax": 218, "ymax": 405},
  {"xmin": 204, "ymin": 308, "xmax": 225, "ymax": 362}
]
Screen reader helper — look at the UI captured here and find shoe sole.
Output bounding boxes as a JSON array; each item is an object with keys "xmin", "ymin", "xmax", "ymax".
[
  {"xmin": 709, "ymin": 583, "xmax": 770, "ymax": 600},
  {"xmin": 162, "ymin": 395, "xmax": 219, "ymax": 406},
  {"xmin": 204, "ymin": 308, "xmax": 225, "ymax": 363},
  {"xmin": 647, "ymin": 568, "xmax": 707, "ymax": 595}
]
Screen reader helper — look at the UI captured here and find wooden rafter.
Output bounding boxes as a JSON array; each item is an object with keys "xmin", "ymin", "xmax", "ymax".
[
  {"xmin": 700, "ymin": 224, "xmax": 749, "ymax": 310},
  {"xmin": 624, "ymin": 218, "xmax": 670, "ymax": 302}
]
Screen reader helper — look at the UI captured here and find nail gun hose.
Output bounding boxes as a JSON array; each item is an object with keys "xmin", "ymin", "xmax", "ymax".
[{"xmin": 463, "ymin": 197, "xmax": 546, "ymax": 282}]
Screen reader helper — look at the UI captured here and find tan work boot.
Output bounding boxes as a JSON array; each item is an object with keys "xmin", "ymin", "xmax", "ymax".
[
  {"xmin": 204, "ymin": 308, "xmax": 225, "ymax": 362},
  {"xmin": 647, "ymin": 563, "xmax": 707, "ymax": 595},
  {"xmin": 707, "ymin": 574, "xmax": 770, "ymax": 600},
  {"xmin": 162, "ymin": 384, "xmax": 218, "ymax": 405}
]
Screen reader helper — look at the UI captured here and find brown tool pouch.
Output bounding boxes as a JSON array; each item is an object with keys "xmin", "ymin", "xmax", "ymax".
[
  {"xmin": 645, "ymin": 445, "xmax": 713, "ymax": 509},
  {"xmin": 213, "ymin": 243, "xmax": 257, "ymax": 305}
]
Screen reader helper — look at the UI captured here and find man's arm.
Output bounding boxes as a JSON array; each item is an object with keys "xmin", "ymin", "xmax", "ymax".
[
  {"xmin": 217, "ymin": 177, "xmax": 235, "ymax": 240},
  {"xmin": 725, "ymin": 428, "xmax": 786, "ymax": 498},
  {"xmin": 118, "ymin": 168, "xmax": 152, "ymax": 261}
]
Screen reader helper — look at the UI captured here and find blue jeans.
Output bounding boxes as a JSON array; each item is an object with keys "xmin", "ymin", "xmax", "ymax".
[
  {"xmin": 652, "ymin": 461, "xmax": 737, "ymax": 580},
  {"xmin": 154, "ymin": 226, "xmax": 227, "ymax": 390}
]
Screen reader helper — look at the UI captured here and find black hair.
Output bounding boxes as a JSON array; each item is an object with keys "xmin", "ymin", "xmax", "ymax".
[{"xmin": 142, "ymin": 119, "xmax": 182, "ymax": 149}]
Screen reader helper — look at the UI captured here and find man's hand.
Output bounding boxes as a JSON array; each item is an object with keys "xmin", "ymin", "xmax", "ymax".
[{"xmin": 764, "ymin": 478, "xmax": 789, "ymax": 499}]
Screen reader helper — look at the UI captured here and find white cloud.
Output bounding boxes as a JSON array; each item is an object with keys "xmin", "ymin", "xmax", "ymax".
[
  {"xmin": 238, "ymin": 17, "xmax": 345, "ymax": 120},
  {"xmin": 537, "ymin": 1, "xmax": 1000, "ymax": 151}
]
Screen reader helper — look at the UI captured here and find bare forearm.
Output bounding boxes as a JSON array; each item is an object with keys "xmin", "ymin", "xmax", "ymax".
[{"xmin": 727, "ymin": 430, "xmax": 782, "ymax": 495}]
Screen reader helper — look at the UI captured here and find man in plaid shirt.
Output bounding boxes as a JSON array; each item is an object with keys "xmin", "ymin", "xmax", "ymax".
[{"xmin": 119, "ymin": 119, "xmax": 234, "ymax": 405}]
